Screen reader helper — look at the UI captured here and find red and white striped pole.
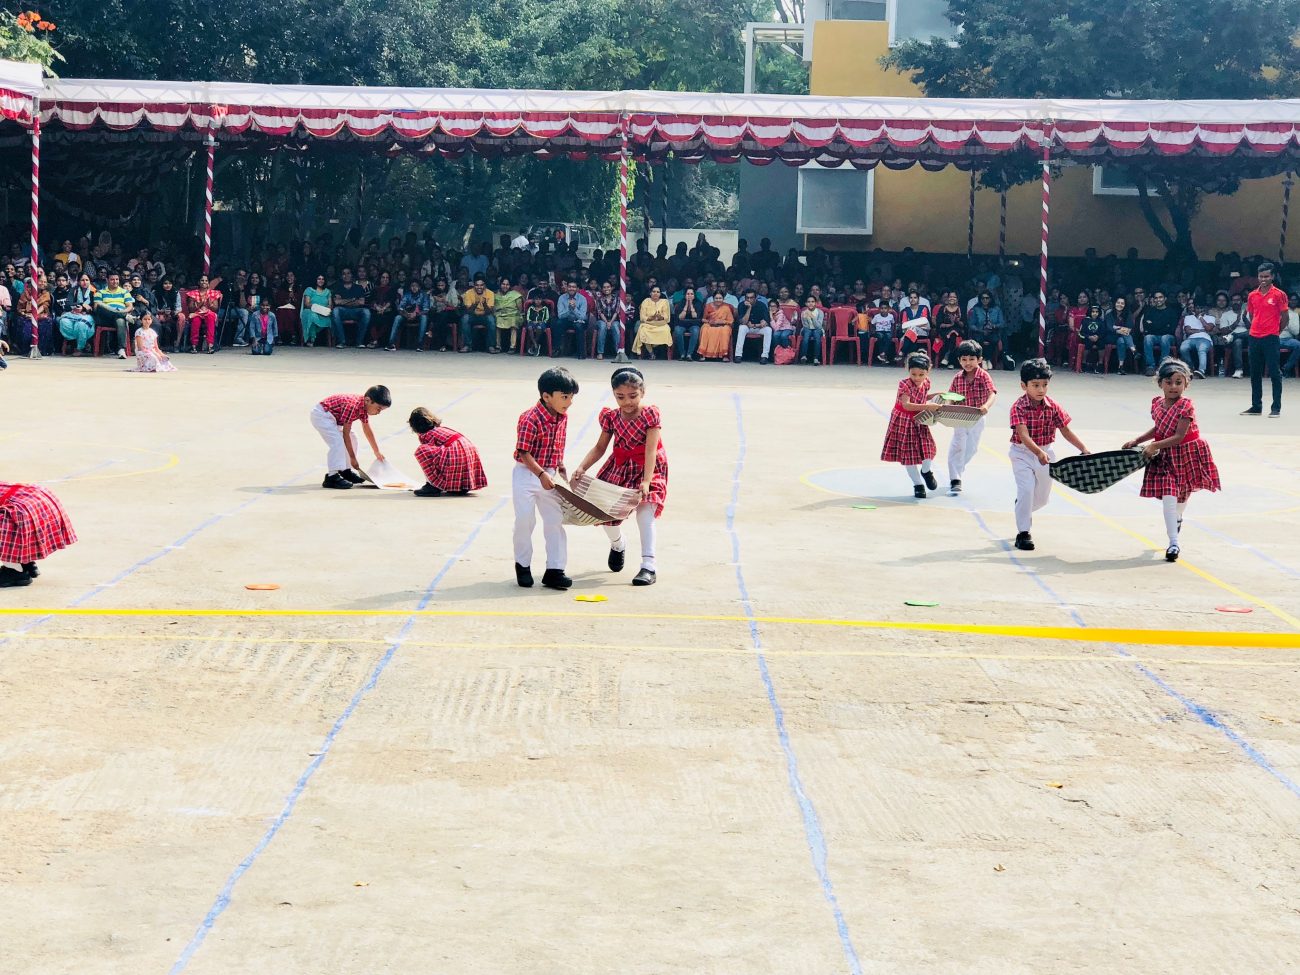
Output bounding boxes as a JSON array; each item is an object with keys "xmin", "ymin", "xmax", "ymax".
[
  {"xmin": 28, "ymin": 99, "xmax": 41, "ymax": 360},
  {"xmin": 1279, "ymin": 172, "xmax": 1293, "ymax": 267},
  {"xmin": 202, "ymin": 134, "xmax": 216, "ymax": 278},
  {"xmin": 1037, "ymin": 123, "xmax": 1054, "ymax": 358},
  {"xmin": 966, "ymin": 167, "xmax": 976, "ymax": 263},
  {"xmin": 615, "ymin": 112, "xmax": 631, "ymax": 362},
  {"xmin": 998, "ymin": 187, "xmax": 1007, "ymax": 259}
]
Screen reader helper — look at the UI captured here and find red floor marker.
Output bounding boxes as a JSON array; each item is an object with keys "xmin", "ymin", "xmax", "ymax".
[
  {"xmin": 245, "ymin": 583, "xmax": 281, "ymax": 591},
  {"xmin": 1215, "ymin": 605, "xmax": 1253, "ymax": 614}
]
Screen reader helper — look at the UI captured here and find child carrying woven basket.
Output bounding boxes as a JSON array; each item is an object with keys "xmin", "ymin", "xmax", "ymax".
[{"xmin": 573, "ymin": 367, "xmax": 668, "ymax": 587}]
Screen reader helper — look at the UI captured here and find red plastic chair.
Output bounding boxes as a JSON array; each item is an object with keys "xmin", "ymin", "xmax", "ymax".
[
  {"xmin": 827, "ymin": 307, "xmax": 860, "ymax": 365},
  {"xmin": 519, "ymin": 300, "xmax": 555, "ymax": 357},
  {"xmin": 1073, "ymin": 342, "xmax": 1113, "ymax": 373}
]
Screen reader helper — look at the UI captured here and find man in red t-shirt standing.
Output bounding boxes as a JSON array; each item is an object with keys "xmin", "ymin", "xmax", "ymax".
[{"xmin": 1242, "ymin": 261, "xmax": 1286, "ymax": 417}]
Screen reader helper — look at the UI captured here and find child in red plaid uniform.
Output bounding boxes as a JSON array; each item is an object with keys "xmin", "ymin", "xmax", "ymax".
[
  {"xmin": 1009, "ymin": 359, "xmax": 1090, "ymax": 551},
  {"xmin": 514, "ymin": 366, "xmax": 579, "ymax": 590},
  {"xmin": 0, "ymin": 482, "xmax": 78, "ymax": 587},
  {"xmin": 881, "ymin": 351, "xmax": 940, "ymax": 498},
  {"xmin": 1123, "ymin": 358, "xmax": 1221, "ymax": 562},
  {"xmin": 946, "ymin": 339, "xmax": 997, "ymax": 495},
  {"xmin": 574, "ymin": 367, "xmax": 668, "ymax": 587},
  {"xmin": 408, "ymin": 407, "xmax": 488, "ymax": 497},
  {"xmin": 310, "ymin": 385, "xmax": 391, "ymax": 489}
]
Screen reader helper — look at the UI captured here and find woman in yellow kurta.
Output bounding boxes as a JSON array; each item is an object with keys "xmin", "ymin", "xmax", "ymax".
[
  {"xmin": 631, "ymin": 286, "xmax": 672, "ymax": 358},
  {"xmin": 697, "ymin": 289, "xmax": 735, "ymax": 361}
]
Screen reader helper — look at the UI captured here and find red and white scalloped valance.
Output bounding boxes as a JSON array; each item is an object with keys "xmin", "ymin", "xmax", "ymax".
[{"xmin": 8, "ymin": 74, "xmax": 1300, "ymax": 168}]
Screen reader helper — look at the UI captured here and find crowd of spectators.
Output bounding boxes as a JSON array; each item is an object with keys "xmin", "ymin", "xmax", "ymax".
[{"xmin": 1, "ymin": 228, "xmax": 1298, "ymax": 383}]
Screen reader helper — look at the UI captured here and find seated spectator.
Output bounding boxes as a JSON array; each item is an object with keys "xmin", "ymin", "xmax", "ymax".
[
  {"xmin": 870, "ymin": 301, "xmax": 897, "ymax": 365},
  {"xmin": 1224, "ymin": 292, "xmax": 1248, "ymax": 378},
  {"xmin": 1141, "ymin": 290, "xmax": 1179, "ymax": 375},
  {"xmin": 799, "ymin": 296, "xmax": 825, "ymax": 365},
  {"xmin": 301, "ymin": 275, "xmax": 333, "ymax": 346},
  {"xmin": 495, "ymin": 277, "xmax": 523, "ymax": 352},
  {"xmin": 592, "ymin": 281, "xmax": 622, "ymax": 360},
  {"xmin": 1282, "ymin": 293, "xmax": 1300, "ymax": 375},
  {"xmin": 248, "ymin": 299, "xmax": 278, "ymax": 355},
  {"xmin": 632, "ymin": 285, "xmax": 672, "ymax": 359},
  {"xmin": 732, "ymin": 289, "xmax": 772, "ymax": 364},
  {"xmin": 16, "ymin": 269, "xmax": 54, "ymax": 357},
  {"xmin": 131, "ymin": 311, "xmax": 177, "ymax": 372},
  {"xmin": 968, "ymin": 291, "xmax": 1007, "ymax": 368},
  {"xmin": 523, "ymin": 295, "xmax": 552, "ymax": 356},
  {"xmin": 272, "ymin": 271, "xmax": 302, "ymax": 346},
  {"xmin": 92, "ymin": 271, "xmax": 134, "ymax": 359},
  {"xmin": 1105, "ymin": 296, "xmax": 1135, "ymax": 375},
  {"xmin": 330, "ymin": 267, "xmax": 370, "ymax": 347},
  {"xmin": 673, "ymin": 286, "xmax": 704, "ymax": 361},
  {"xmin": 1077, "ymin": 302, "xmax": 1109, "ymax": 372},
  {"xmin": 460, "ymin": 277, "xmax": 496, "ymax": 353},
  {"xmin": 898, "ymin": 290, "xmax": 931, "ymax": 360},
  {"xmin": 552, "ymin": 281, "xmax": 588, "ymax": 359},
  {"xmin": 699, "ymin": 289, "xmax": 734, "ymax": 361},
  {"xmin": 932, "ymin": 291, "xmax": 965, "ymax": 368},
  {"xmin": 1177, "ymin": 300, "xmax": 1215, "ymax": 378},
  {"xmin": 220, "ymin": 268, "xmax": 249, "ymax": 345},
  {"xmin": 771, "ymin": 287, "xmax": 800, "ymax": 350},
  {"xmin": 58, "ymin": 272, "xmax": 96, "ymax": 355},
  {"xmin": 426, "ymin": 278, "xmax": 458, "ymax": 351},
  {"xmin": 153, "ymin": 276, "xmax": 182, "ymax": 350},
  {"xmin": 386, "ymin": 278, "xmax": 430, "ymax": 351},
  {"xmin": 182, "ymin": 274, "xmax": 222, "ymax": 354},
  {"xmin": 365, "ymin": 270, "xmax": 396, "ymax": 348}
]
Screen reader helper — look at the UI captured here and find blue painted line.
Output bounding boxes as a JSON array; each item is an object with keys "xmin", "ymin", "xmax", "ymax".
[
  {"xmin": 1185, "ymin": 519, "xmax": 1300, "ymax": 580},
  {"xmin": 168, "ymin": 496, "xmax": 508, "ymax": 974},
  {"xmin": 730, "ymin": 393, "xmax": 863, "ymax": 975},
  {"xmin": 861, "ymin": 391, "xmax": 1300, "ymax": 800},
  {"xmin": 41, "ymin": 459, "xmax": 118, "ymax": 484}
]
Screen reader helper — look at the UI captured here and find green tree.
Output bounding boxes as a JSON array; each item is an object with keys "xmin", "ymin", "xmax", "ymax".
[{"xmin": 883, "ymin": 0, "xmax": 1300, "ymax": 259}]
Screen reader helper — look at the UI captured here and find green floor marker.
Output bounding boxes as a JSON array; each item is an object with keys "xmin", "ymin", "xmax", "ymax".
[
  {"xmin": 853, "ymin": 504, "xmax": 878, "ymax": 510},
  {"xmin": 904, "ymin": 599, "xmax": 940, "ymax": 607}
]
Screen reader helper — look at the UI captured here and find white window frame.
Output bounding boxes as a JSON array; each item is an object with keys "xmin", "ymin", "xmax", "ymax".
[
  {"xmin": 796, "ymin": 166, "xmax": 875, "ymax": 235},
  {"xmin": 1091, "ymin": 165, "xmax": 1161, "ymax": 198},
  {"xmin": 886, "ymin": 0, "xmax": 961, "ymax": 47}
]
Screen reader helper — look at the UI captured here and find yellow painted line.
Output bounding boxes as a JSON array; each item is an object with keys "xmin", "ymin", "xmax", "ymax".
[
  {"xmin": 1, "ymin": 606, "xmax": 1297, "ymax": 648},
  {"xmin": 2, "ymin": 630, "xmax": 1294, "ymax": 668}
]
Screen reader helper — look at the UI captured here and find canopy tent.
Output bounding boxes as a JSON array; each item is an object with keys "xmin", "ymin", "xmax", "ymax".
[{"xmin": 4, "ymin": 60, "xmax": 1300, "ymax": 357}]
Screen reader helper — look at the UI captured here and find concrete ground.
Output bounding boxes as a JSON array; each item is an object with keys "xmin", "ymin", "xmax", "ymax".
[{"xmin": 2, "ymin": 348, "xmax": 1299, "ymax": 974}]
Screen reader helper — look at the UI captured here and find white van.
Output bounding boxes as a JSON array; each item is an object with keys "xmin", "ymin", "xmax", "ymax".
[{"xmin": 527, "ymin": 222, "xmax": 610, "ymax": 262}]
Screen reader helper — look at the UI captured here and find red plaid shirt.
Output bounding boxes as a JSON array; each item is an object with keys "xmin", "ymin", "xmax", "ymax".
[
  {"xmin": 515, "ymin": 401, "xmax": 567, "ymax": 469},
  {"xmin": 949, "ymin": 367, "xmax": 996, "ymax": 409},
  {"xmin": 1009, "ymin": 394, "xmax": 1070, "ymax": 446},
  {"xmin": 320, "ymin": 393, "xmax": 369, "ymax": 427}
]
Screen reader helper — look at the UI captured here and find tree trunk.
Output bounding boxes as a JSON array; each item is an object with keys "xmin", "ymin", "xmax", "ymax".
[{"xmin": 1134, "ymin": 173, "xmax": 1198, "ymax": 262}]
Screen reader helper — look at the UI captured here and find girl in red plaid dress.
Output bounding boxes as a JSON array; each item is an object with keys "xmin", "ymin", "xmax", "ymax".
[
  {"xmin": 1123, "ymin": 358, "xmax": 1221, "ymax": 562},
  {"xmin": 408, "ymin": 407, "xmax": 488, "ymax": 497},
  {"xmin": 881, "ymin": 351, "xmax": 940, "ymax": 498},
  {"xmin": 0, "ymin": 482, "xmax": 78, "ymax": 587},
  {"xmin": 574, "ymin": 367, "xmax": 667, "ymax": 586}
]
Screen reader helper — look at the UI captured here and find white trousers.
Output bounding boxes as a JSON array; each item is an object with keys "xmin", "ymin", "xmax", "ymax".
[
  {"xmin": 1010, "ymin": 442, "xmax": 1054, "ymax": 533},
  {"xmin": 310, "ymin": 403, "xmax": 360, "ymax": 474},
  {"xmin": 734, "ymin": 325, "xmax": 772, "ymax": 358},
  {"xmin": 603, "ymin": 502, "xmax": 657, "ymax": 571},
  {"xmin": 947, "ymin": 416, "xmax": 986, "ymax": 482},
  {"xmin": 512, "ymin": 462, "xmax": 567, "ymax": 569}
]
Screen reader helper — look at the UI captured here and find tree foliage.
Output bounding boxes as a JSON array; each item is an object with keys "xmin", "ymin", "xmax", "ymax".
[{"xmin": 883, "ymin": 0, "xmax": 1300, "ymax": 258}]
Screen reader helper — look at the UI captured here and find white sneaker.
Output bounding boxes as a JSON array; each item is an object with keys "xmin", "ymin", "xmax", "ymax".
[
  {"xmin": 116, "ymin": 348, "xmax": 126, "ymax": 359},
  {"xmin": 1232, "ymin": 369, "xmax": 1243, "ymax": 378}
]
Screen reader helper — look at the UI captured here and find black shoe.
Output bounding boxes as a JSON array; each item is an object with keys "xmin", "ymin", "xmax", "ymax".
[
  {"xmin": 608, "ymin": 547, "xmax": 626, "ymax": 572},
  {"xmin": 322, "ymin": 473, "xmax": 353, "ymax": 489},
  {"xmin": 913, "ymin": 485, "xmax": 926, "ymax": 499},
  {"xmin": 1165, "ymin": 545, "xmax": 1180, "ymax": 562},
  {"xmin": 1269, "ymin": 408, "xmax": 1281, "ymax": 418},
  {"xmin": 1240, "ymin": 408, "xmax": 1262, "ymax": 415},
  {"xmin": 541, "ymin": 568, "xmax": 573, "ymax": 590},
  {"xmin": 515, "ymin": 563, "xmax": 534, "ymax": 588},
  {"xmin": 922, "ymin": 470, "xmax": 938, "ymax": 491},
  {"xmin": 338, "ymin": 469, "xmax": 365, "ymax": 484},
  {"xmin": 22, "ymin": 561, "xmax": 38, "ymax": 578},
  {"xmin": 0, "ymin": 566, "xmax": 31, "ymax": 587},
  {"xmin": 1014, "ymin": 531, "xmax": 1035, "ymax": 551},
  {"xmin": 413, "ymin": 483, "xmax": 444, "ymax": 497},
  {"xmin": 949, "ymin": 479, "xmax": 962, "ymax": 496},
  {"xmin": 632, "ymin": 568, "xmax": 656, "ymax": 586}
]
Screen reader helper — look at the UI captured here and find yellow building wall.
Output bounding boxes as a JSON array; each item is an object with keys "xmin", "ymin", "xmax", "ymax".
[{"xmin": 808, "ymin": 21, "xmax": 1292, "ymax": 259}]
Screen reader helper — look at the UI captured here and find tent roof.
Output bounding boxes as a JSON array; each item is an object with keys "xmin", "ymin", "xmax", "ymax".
[{"xmin": 4, "ymin": 65, "xmax": 1300, "ymax": 168}]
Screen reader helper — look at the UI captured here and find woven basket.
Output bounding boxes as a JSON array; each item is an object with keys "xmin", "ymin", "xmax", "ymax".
[{"xmin": 553, "ymin": 472, "xmax": 642, "ymax": 526}]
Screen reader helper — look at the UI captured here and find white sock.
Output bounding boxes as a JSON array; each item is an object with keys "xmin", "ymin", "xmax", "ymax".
[
  {"xmin": 1162, "ymin": 496, "xmax": 1180, "ymax": 546},
  {"xmin": 1177, "ymin": 501, "xmax": 1187, "ymax": 524},
  {"xmin": 635, "ymin": 503, "xmax": 656, "ymax": 571},
  {"xmin": 920, "ymin": 459, "xmax": 933, "ymax": 474},
  {"xmin": 603, "ymin": 525, "xmax": 626, "ymax": 552},
  {"xmin": 2, "ymin": 561, "xmax": 21, "ymax": 571},
  {"xmin": 905, "ymin": 465, "xmax": 924, "ymax": 486}
]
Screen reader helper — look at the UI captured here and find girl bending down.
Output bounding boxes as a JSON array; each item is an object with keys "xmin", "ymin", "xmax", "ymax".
[{"xmin": 408, "ymin": 407, "xmax": 488, "ymax": 497}]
